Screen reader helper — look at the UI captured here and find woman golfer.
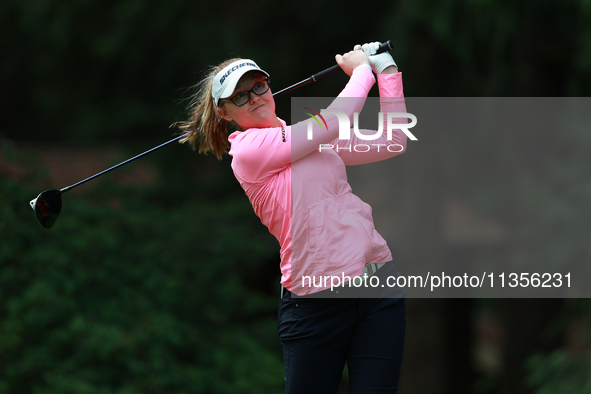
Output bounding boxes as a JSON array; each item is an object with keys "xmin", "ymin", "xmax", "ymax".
[{"xmin": 179, "ymin": 42, "xmax": 408, "ymax": 393}]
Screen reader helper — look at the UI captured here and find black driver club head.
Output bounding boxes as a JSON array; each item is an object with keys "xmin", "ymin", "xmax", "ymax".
[{"xmin": 30, "ymin": 189, "xmax": 63, "ymax": 229}]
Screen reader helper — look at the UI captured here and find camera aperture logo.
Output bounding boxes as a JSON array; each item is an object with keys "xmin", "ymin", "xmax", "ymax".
[
  {"xmin": 303, "ymin": 107, "xmax": 328, "ymax": 131},
  {"xmin": 302, "ymin": 108, "xmax": 417, "ymax": 153}
]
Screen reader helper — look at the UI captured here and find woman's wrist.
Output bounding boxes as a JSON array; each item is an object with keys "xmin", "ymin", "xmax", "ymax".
[
  {"xmin": 356, "ymin": 64, "xmax": 373, "ymax": 72},
  {"xmin": 380, "ymin": 65, "xmax": 399, "ymax": 74}
]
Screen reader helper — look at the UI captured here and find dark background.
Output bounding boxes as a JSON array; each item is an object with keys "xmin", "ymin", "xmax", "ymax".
[{"xmin": 1, "ymin": 0, "xmax": 591, "ymax": 393}]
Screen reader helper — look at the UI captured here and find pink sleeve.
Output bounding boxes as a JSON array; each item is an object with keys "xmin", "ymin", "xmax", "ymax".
[
  {"xmin": 290, "ymin": 66, "xmax": 375, "ymax": 162},
  {"xmin": 377, "ymin": 72, "xmax": 404, "ymax": 97},
  {"xmin": 229, "ymin": 125, "xmax": 290, "ymax": 183},
  {"xmin": 338, "ymin": 66, "xmax": 376, "ymax": 97},
  {"xmin": 332, "ymin": 72, "xmax": 408, "ymax": 165},
  {"xmin": 231, "ymin": 66, "xmax": 377, "ymax": 178}
]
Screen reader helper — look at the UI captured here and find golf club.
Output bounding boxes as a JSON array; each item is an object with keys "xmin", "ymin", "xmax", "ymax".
[{"xmin": 30, "ymin": 40, "xmax": 394, "ymax": 229}]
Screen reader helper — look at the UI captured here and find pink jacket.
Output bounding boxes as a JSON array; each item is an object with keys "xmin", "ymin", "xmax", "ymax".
[{"xmin": 228, "ymin": 66, "xmax": 407, "ymax": 295}]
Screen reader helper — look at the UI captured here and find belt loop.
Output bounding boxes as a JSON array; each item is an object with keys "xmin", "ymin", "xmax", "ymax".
[{"xmin": 281, "ymin": 284, "xmax": 285, "ymax": 298}]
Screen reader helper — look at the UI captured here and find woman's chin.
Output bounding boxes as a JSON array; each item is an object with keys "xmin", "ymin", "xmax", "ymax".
[{"xmin": 250, "ymin": 114, "xmax": 278, "ymax": 129}]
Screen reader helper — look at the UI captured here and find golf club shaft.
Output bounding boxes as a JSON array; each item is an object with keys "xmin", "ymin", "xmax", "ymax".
[
  {"xmin": 59, "ymin": 136, "xmax": 183, "ymax": 193},
  {"xmin": 272, "ymin": 40, "xmax": 394, "ymax": 97},
  {"xmin": 59, "ymin": 40, "xmax": 393, "ymax": 193},
  {"xmin": 59, "ymin": 84, "xmax": 292, "ymax": 193}
]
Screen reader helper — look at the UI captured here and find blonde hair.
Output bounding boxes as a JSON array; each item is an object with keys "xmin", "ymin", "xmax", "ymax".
[{"xmin": 176, "ymin": 58, "xmax": 242, "ymax": 160}]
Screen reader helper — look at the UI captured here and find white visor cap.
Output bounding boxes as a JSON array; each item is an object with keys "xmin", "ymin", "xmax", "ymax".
[{"xmin": 212, "ymin": 59, "xmax": 269, "ymax": 106}]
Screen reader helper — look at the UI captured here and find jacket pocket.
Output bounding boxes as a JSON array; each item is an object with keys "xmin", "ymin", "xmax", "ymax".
[{"xmin": 307, "ymin": 197, "xmax": 371, "ymax": 269}]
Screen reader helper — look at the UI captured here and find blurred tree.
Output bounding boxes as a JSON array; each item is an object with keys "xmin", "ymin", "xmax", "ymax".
[
  {"xmin": 0, "ymin": 143, "xmax": 283, "ymax": 393},
  {"xmin": 378, "ymin": 1, "xmax": 591, "ymax": 393},
  {"xmin": 3, "ymin": 0, "xmax": 591, "ymax": 393}
]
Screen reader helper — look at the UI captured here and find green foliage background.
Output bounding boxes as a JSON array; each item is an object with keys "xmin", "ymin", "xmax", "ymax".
[
  {"xmin": 1, "ymin": 144, "xmax": 283, "ymax": 393},
  {"xmin": 2, "ymin": 0, "xmax": 591, "ymax": 393}
]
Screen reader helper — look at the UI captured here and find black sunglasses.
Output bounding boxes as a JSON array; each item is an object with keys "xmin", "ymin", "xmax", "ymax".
[{"xmin": 222, "ymin": 78, "xmax": 271, "ymax": 106}]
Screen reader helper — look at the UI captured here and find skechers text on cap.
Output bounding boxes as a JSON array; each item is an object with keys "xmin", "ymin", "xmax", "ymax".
[{"xmin": 212, "ymin": 59, "xmax": 269, "ymax": 106}]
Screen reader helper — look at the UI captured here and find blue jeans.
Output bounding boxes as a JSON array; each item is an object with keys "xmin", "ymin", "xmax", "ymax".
[{"xmin": 277, "ymin": 288, "xmax": 406, "ymax": 393}]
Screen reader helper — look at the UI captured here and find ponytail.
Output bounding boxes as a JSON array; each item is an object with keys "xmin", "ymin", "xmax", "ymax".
[{"xmin": 175, "ymin": 58, "xmax": 242, "ymax": 160}]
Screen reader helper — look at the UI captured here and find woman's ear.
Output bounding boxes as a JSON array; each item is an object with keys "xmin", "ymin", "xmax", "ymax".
[{"xmin": 216, "ymin": 106, "xmax": 233, "ymax": 122}]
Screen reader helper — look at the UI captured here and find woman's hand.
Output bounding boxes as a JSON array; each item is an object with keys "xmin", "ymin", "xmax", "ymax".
[
  {"xmin": 354, "ymin": 42, "xmax": 398, "ymax": 74},
  {"xmin": 335, "ymin": 50, "xmax": 370, "ymax": 77}
]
